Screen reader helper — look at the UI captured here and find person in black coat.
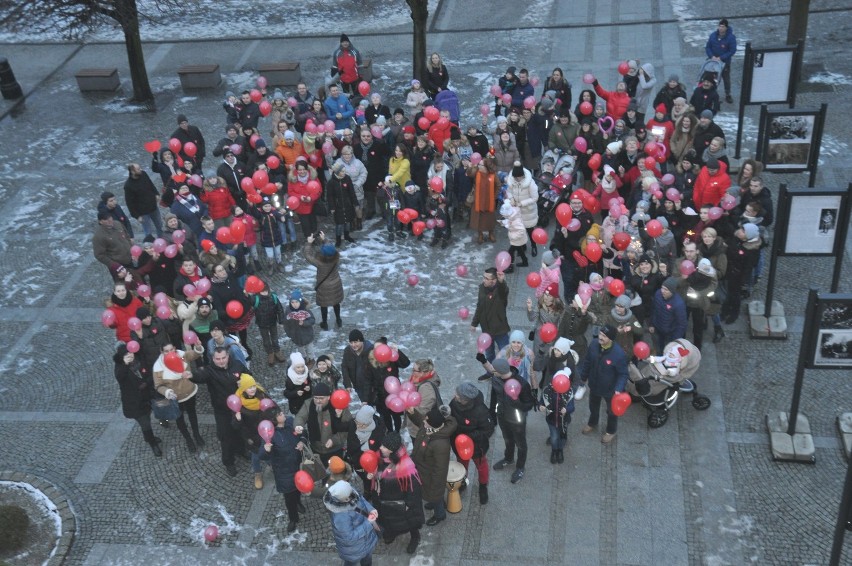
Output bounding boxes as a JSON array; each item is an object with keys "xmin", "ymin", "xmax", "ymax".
[
  {"xmin": 578, "ymin": 325, "xmax": 629, "ymax": 443},
  {"xmin": 342, "ymin": 329, "xmax": 374, "ymax": 402},
  {"xmin": 489, "ymin": 359, "xmax": 535, "ymax": 484},
  {"xmin": 364, "ymin": 339, "xmax": 411, "ymax": 432},
  {"xmin": 352, "ymin": 130, "xmax": 390, "ymax": 220},
  {"xmin": 217, "ymin": 150, "xmax": 247, "ymax": 204},
  {"xmin": 113, "ymin": 343, "xmax": 162, "ymax": 457},
  {"xmin": 171, "ymin": 114, "xmax": 207, "ymax": 170},
  {"xmin": 449, "ymin": 381, "xmax": 495, "ymax": 504},
  {"xmin": 98, "ymin": 191, "xmax": 134, "ymax": 238},
  {"xmin": 372, "ymin": 431, "xmax": 425, "ymax": 555},
  {"xmin": 123, "ymin": 163, "xmax": 163, "ymax": 238},
  {"xmin": 189, "ymin": 346, "xmax": 249, "ymax": 476},
  {"xmin": 346, "ymin": 404, "xmax": 387, "ymax": 498},
  {"xmin": 327, "ymin": 163, "xmax": 359, "ymax": 246},
  {"xmin": 259, "ymin": 405, "xmax": 308, "ymax": 533},
  {"xmin": 550, "ymin": 195, "xmax": 595, "ymax": 300},
  {"xmin": 235, "ymin": 91, "xmax": 261, "ymax": 130}
]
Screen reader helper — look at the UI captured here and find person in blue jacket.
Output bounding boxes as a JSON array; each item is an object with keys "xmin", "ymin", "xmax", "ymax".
[
  {"xmin": 649, "ymin": 277, "xmax": 688, "ymax": 354},
  {"xmin": 510, "ymin": 68, "xmax": 535, "ymax": 110},
  {"xmin": 324, "ymin": 480, "xmax": 379, "ymax": 566},
  {"xmin": 579, "ymin": 325, "xmax": 629, "ymax": 444},
  {"xmin": 705, "ymin": 18, "xmax": 737, "ymax": 103},
  {"xmin": 325, "ymin": 83, "xmax": 355, "ymax": 131}
]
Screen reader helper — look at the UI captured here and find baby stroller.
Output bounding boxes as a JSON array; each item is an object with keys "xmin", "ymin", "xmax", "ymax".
[
  {"xmin": 537, "ymin": 149, "xmax": 576, "ymax": 225},
  {"xmin": 696, "ymin": 59, "xmax": 723, "ymax": 87},
  {"xmin": 626, "ymin": 339, "xmax": 711, "ymax": 428}
]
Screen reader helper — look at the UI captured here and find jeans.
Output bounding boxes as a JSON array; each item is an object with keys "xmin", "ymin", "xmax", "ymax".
[
  {"xmin": 386, "ymin": 211, "xmax": 402, "ymax": 235},
  {"xmin": 483, "ymin": 333, "xmax": 509, "ymax": 363},
  {"xmin": 279, "ymin": 218, "xmax": 298, "ymax": 244},
  {"xmin": 497, "ymin": 417, "xmax": 527, "ymax": 469},
  {"xmin": 263, "ymin": 245, "xmax": 282, "ymax": 264},
  {"xmin": 139, "ymin": 211, "xmax": 163, "ymax": 238},
  {"xmin": 560, "ymin": 260, "xmax": 578, "ymax": 303},
  {"xmin": 548, "ymin": 422, "xmax": 567, "ymax": 450},
  {"xmin": 430, "ymin": 498, "xmax": 447, "ymax": 520},
  {"xmin": 720, "ymin": 61, "xmax": 732, "ymax": 96},
  {"xmin": 334, "ymin": 222, "xmax": 351, "ymax": 237},
  {"xmin": 251, "ymin": 448, "xmax": 264, "ymax": 473},
  {"xmin": 587, "ymin": 393, "xmax": 618, "ymax": 434},
  {"xmin": 748, "ymin": 247, "xmax": 765, "ymax": 290}
]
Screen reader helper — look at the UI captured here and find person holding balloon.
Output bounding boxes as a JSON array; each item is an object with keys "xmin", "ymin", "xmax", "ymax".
[
  {"xmin": 113, "ymin": 342, "xmax": 163, "ymax": 457},
  {"xmin": 171, "ymin": 114, "xmax": 206, "ymax": 171},
  {"xmin": 649, "ymin": 277, "xmax": 688, "ymax": 354},
  {"xmin": 449, "ymin": 382, "xmax": 495, "ymax": 504},
  {"xmin": 105, "ymin": 282, "xmax": 144, "ymax": 343},
  {"xmin": 579, "ymin": 325, "xmax": 630, "ymax": 444},
  {"xmin": 153, "ymin": 342, "xmax": 205, "ymax": 453},
  {"xmin": 208, "ymin": 264, "xmax": 254, "ymax": 359},
  {"xmin": 346, "ymin": 405, "xmax": 386, "ymax": 497},
  {"xmin": 365, "ymin": 339, "xmax": 411, "ymax": 433},
  {"xmin": 542, "ymin": 369, "xmax": 575, "ymax": 464},
  {"xmin": 370, "ymin": 431, "xmax": 424, "ymax": 554},
  {"xmin": 294, "ymin": 381, "xmax": 353, "ymax": 466},
  {"xmin": 259, "ymin": 405, "xmax": 308, "ymax": 533},
  {"xmin": 229, "ymin": 373, "xmax": 273, "ymax": 488},
  {"xmin": 489, "ymin": 358, "xmax": 535, "ymax": 484},
  {"xmin": 409, "ymin": 405, "xmax": 457, "ymax": 526},
  {"xmin": 603, "ymin": 294, "xmax": 644, "ymax": 357}
]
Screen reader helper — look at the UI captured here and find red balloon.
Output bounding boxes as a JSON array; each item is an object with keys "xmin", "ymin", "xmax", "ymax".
[
  {"xmin": 266, "ymin": 155, "xmax": 281, "ymax": 170},
  {"xmin": 417, "ymin": 117, "xmax": 431, "ymax": 130},
  {"xmin": 226, "ymin": 300, "xmax": 244, "ymax": 319},
  {"xmin": 643, "ymin": 156, "xmax": 657, "ymax": 170},
  {"xmin": 259, "ymin": 100, "xmax": 272, "ymax": 117},
  {"xmin": 261, "ymin": 183, "xmax": 277, "ymax": 196},
  {"xmin": 633, "ymin": 341, "xmax": 651, "ymax": 359},
  {"xmin": 304, "ymin": 121, "xmax": 317, "ymax": 134},
  {"xmin": 412, "ymin": 220, "xmax": 426, "ymax": 236},
  {"xmin": 306, "ymin": 180, "xmax": 321, "ymax": 197},
  {"xmin": 573, "ymin": 137, "xmax": 587, "ymax": 153},
  {"xmin": 330, "ymin": 389, "xmax": 351, "ymax": 410},
  {"xmin": 585, "ymin": 241, "xmax": 603, "ymax": 263},
  {"xmin": 579, "ymin": 101, "xmax": 593, "ymax": 115},
  {"xmin": 229, "ymin": 220, "xmax": 246, "ymax": 243},
  {"xmin": 183, "ymin": 141, "xmax": 197, "ymax": 157},
  {"xmin": 644, "ymin": 141, "xmax": 659, "ymax": 157},
  {"xmin": 407, "ymin": 274, "xmax": 419, "ymax": 287},
  {"xmin": 144, "ymin": 140, "xmax": 161, "ymax": 153},
  {"xmin": 618, "ymin": 61, "xmax": 630, "ymax": 75},
  {"xmin": 358, "ymin": 81, "xmax": 371, "ymax": 97},
  {"xmin": 612, "ymin": 232, "xmax": 631, "ymax": 251},
  {"xmin": 454, "ymin": 434, "xmax": 474, "ymax": 460},
  {"xmin": 552, "ymin": 372, "xmax": 571, "ymax": 394},
  {"xmin": 397, "ymin": 210, "xmax": 411, "ymax": 224},
  {"xmin": 286, "ymin": 195, "xmax": 300, "ymax": 210},
  {"xmin": 216, "ymin": 226, "xmax": 232, "ymax": 244},
  {"xmin": 608, "ymin": 279, "xmax": 625, "ymax": 297},
  {"xmin": 588, "ymin": 153, "xmax": 602, "ymax": 171},
  {"xmin": 240, "ymin": 177, "xmax": 255, "ymax": 192},
  {"xmin": 555, "ymin": 203, "xmax": 573, "ymax": 227},
  {"xmin": 359, "ymin": 450, "xmax": 379, "ymax": 473},
  {"xmin": 428, "ymin": 177, "xmax": 444, "ymax": 192},
  {"xmin": 531, "ymin": 227, "xmax": 548, "ymax": 245},
  {"xmin": 168, "ymin": 138, "xmax": 181, "ymax": 153},
  {"xmin": 247, "ymin": 192, "xmax": 263, "ymax": 204},
  {"xmin": 374, "ymin": 343, "xmax": 392, "ymax": 363},
  {"xmin": 645, "ymin": 219, "xmax": 663, "ymax": 238},
  {"xmin": 244, "ymin": 275, "xmax": 265, "ymax": 294},
  {"xmin": 249, "ymin": 134, "xmax": 260, "ymax": 148},
  {"xmin": 164, "ymin": 351, "xmax": 184, "ymax": 373},
  {"xmin": 294, "ymin": 470, "xmax": 314, "ymax": 494},
  {"xmin": 584, "ymin": 196, "xmax": 601, "ymax": 215},
  {"xmin": 526, "ymin": 272, "xmax": 542, "ymax": 288},
  {"xmin": 611, "ymin": 391, "xmax": 632, "ymax": 416},
  {"xmin": 250, "ymin": 89, "xmax": 262, "ymax": 103},
  {"xmin": 204, "ymin": 525, "xmax": 219, "ymax": 542},
  {"xmin": 539, "ymin": 322, "xmax": 558, "ymax": 343},
  {"xmin": 424, "ymin": 106, "xmax": 440, "ymax": 122},
  {"xmin": 252, "ymin": 170, "xmax": 269, "ymax": 190}
]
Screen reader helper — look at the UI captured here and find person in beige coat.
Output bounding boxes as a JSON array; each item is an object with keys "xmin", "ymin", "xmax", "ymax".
[{"xmin": 153, "ymin": 342, "xmax": 205, "ymax": 452}]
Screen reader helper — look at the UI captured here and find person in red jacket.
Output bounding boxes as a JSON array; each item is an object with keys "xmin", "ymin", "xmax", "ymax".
[
  {"xmin": 106, "ymin": 282, "xmax": 145, "ymax": 343},
  {"xmin": 288, "ymin": 159, "xmax": 323, "ymax": 237},
  {"xmin": 645, "ymin": 104, "xmax": 675, "ymax": 163},
  {"xmin": 331, "ymin": 34, "xmax": 362, "ymax": 96},
  {"xmin": 692, "ymin": 157, "xmax": 731, "ymax": 208},
  {"xmin": 593, "ymin": 78, "xmax": 630, "ymax": 120},
  {"xmin": 200, "ymin": 176, "xmax": 236, "ymax": 228},
  {"xmin": 427, "ymin": 109, "xmax": 456, "ymax": 153}
]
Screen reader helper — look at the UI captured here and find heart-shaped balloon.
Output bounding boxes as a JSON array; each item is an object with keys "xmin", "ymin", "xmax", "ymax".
[{"xmin": 597, "ymin": 116, "xmax": 614, "ymax": 135}]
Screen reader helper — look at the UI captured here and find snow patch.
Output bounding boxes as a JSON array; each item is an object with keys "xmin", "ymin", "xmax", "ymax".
[
  {"xmin": 808, "ymin": 72, "xmax": 852, "ymax": 86},
  {"xmin": 0, "ymin": 480, "xmax": 63, "ymax": 563}
]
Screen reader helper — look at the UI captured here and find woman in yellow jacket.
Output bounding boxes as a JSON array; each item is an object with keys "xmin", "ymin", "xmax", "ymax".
[{"xmin": 388, "ymin": 144, "xmax": 412, "ymax": 187}]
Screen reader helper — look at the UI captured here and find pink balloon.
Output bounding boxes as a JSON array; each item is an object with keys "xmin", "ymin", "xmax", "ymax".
[
  {"xmin": 708, "ymin": 207, "xmax": 723, "ymax": 220},
  {"xmin": 661, "ymin": 173, "xmax": 675, "ymax": 186},
  {"xmin": 425, "ymin": 218, "xmax": 436, "ymax": 230},
  {"xmin": 523, "ymin": 96, "xmax": 536, "ymax": 110},
  {"xmin": 385, "ymin": 395, "xmax": 405, "ymax": 413},
  {"xmin": 370, "ymin": 125, "xmax": 383, "ymax": 139},
  {"xmin": 389, "ymin": 347, "xmax": 399, "ymax": 362},
  {"xmin": 316, "ymin": 124, "xmax": 326, "ymax": 134},
  {"xmin": 226, "ymin": 394, "xmax": 242, "ymax": 413},
  {"xmin": 530, "ymin": 77, "xmax": 540, "ymax": 87},
  {"xmin": 195, "ymin": 278, "xmax": 211, "ymax": 294},
  {"xmin": 407, "ymin": 391, "xmax": 422, "ymax": 408},
  {"xmin": 189, "ymin": 174, "xmax": 203, "ymax": 188},
  {"xmin": 152, "ymin": 238, "xmax": 167, "ymax": 253},
  {"xmin": 398, "ymin": 390, "xmax": 411, "ymax": 405},
  {"xmin": 665, "ymin": 188, "xmax": 681, "ymax": 202},
  {"xmin": 407, "ymin": 274, "xmax": 419, "ymax": 286},
  {"xmin": 230, "ymin": 143, "xmax": 242, "ymax": 155},
  {"xmin": 256, "ymin": 76, "xmax": 268, "ymax": 89},
  {"xmin": 495, "ymin": 251, "xmax": 512, "ymax": 272},
  {"xmin": 384, "ymin": 376, "xmax": 401, "ymax": 395},
  {"xmin": 136, "ymin": 285, "xmax": 151, "ymax": 298},
  {"xmin": 324, "ymin": 120, "xmax": 336, "ymax": 132},
  {"xmin": 503, "ymin": 378, "xmax": 521, "ymax": 400},
  {"xmin": 573, "ymin": 137, "xmax": 588, "ymax": 153},
  {"xmin": 477, "ymin": 333, "xmax": 493, "ymax": 353},
  {"xmin": 458, "ymin": 307, "xmax": 470, "ymax": 320},
  {"xmin": 479, "ymin": 104, "xmax": 490, "ymax": 116},
  {"xmin": 489, "ymin": 85, "xmax": 502, "ymax": 97},
  {"xmin": 257, "ymin": 420, "xmax": 274, "ymax": 442},
  {"xmin": 567, "ymin": 218, "xmax": 581, "ymax": 231},
  {"xmin": 126, "ymin": 340, "xmax": 140, "ymax": 353},
  {"xmin": 130, "ymin": 245, "xmax": 142, "ymax": 258},
  {"xmin": 101, "ymin": 309, "xmax": 116, "ymax": 327},
  {"xmin": 456, "ymin": 264, "xmax": 468, "ymax": 277},
  {"xmin": 469, "ymin": 152, "xmax": 482, "ymax": 166},
  {"xmin": 127, "ymin": 317, "xmax": 142, "ymax": 331},
  {"xmin": 156, "ymin": 305, "xmax": 171, "ymax": 319},
  {"xmin": 153, "ymin": 292, "xmax": 169, "ymax": 307},
  {"xmin": 583, "ymin": 73, "xmax": 595, "ymax": 84},
  {"xmin": 401, "ymin": 381, "xmax": 416, "ymax": 393},
  {"xmin": 720, "ymin": 194, "xmax": 737, "ymax": 211},
  {"xmin": 679, "ymin": 259, "xmax": 696, "ymax": 277},
  {"xmin": 260, "ymin": 398, "xmax": 276, "ymax": 411},
  {"xmin": 171, "ymin": 229, "xmax": 185, "ymax": 245},
  {"xmin": 578, "ymin": 282, "xmax": 593, "ymax": 301},
  {"xmin": 322, "ymin": 141, "xmax": 334, "ymax": 155},
  {"xmin": 183, "ymin": 330, "xmax": 198, "ymax": 345},
  {"xmin": 165, "ymin": 244, "xmax": 178, "ymax": 258},
  {"xmin": 204, "ymin": 525, "xmax": 219, "ymax": 542}
]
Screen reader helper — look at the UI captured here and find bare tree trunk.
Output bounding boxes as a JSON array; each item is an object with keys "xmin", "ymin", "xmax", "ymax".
[
  {"xmin": 406, "ymin": 0, "xmax": 429, "ymax": 82},
  {"xmin": 116, "ymin": 0, "xmax": 154, "ymax": 103}
]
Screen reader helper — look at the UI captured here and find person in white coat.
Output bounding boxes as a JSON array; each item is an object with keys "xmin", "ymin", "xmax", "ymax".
[{"xmin": 505, "ymin": 161, "xmax": 539, "ymax": 255}]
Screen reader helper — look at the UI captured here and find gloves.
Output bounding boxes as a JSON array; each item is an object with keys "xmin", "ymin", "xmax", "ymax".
[
  {"xmin": 165, "ymin": 389, "xmax": 177, "ymax": 400},
  {"xmin": 475, "ymin": 353, "xmax": 487, "ymax": 364},
  {"xmin": 531, "ymin": 389, "xmax": 540, "ymax": 412}
]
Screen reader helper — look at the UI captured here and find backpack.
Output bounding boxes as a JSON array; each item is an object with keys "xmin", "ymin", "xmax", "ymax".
[{"xmin": 226, "ymin": 334, "xmax": 250, "ymax": 363}]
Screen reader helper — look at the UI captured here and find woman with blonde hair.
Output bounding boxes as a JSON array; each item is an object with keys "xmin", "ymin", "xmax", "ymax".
[{"xmin": 424, "ymin": 52, "xmax": 449, "ymax": 98}]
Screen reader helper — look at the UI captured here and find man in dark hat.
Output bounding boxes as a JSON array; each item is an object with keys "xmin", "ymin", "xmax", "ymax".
[
  {"xmin": 170, "ymin": 114, "xmax": 207, "ymax": 170},
  {"xmin": 689, "ymin": 74, "xmax": 720, "ymax": 117},
  {"xmin": 489, "ymin": 358, "xmax": 535, "ymax": 484},
  {"xmin": 294, "ymin": 381, "xmax": 353, "ymax": 465},
  {"xmin": 331, "ymin": 33, "xmax": 362, "ymax": 96},
  {"xmin": 649, "ymin": 277, "xmax": 687, "ymax": 353},
  {"xmin": 705, "ymin": 18, "xmax": 737, "ymax": 103},
  {"xmin": 342, "ymin": 329, "xmax": 374, "ymax": 403},
  {"xmin": 578, "ymin": 325, "xmax": 629, "ymax": 444}
]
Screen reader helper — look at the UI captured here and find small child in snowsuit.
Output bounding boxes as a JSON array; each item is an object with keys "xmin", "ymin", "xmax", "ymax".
[
  {"xmin": 499, "ymin": 202, "xmax": 528, "ymax": 273},
  {"xmin": 427, "ymin": 193, "xmax": 451, "ymax": 248},
  {"xmin": 282, "ymin": 289, "xmax": 316, "ymax": 364},
  {"xmin": 252, "ymin": 281, "xmax": 285, "ymax": 367}
]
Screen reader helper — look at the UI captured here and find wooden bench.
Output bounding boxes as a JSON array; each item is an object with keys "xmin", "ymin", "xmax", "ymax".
[
  {"xmin": 178, "ymin": 64, "xmax": 221, "ymax": 89},
  {"xmin": 75, "ymin": 68, "xmax": 120, "ymax": 92},
  {"xmin": 258, "ymin": 62, "xmax": 302, "ymax": 88}
]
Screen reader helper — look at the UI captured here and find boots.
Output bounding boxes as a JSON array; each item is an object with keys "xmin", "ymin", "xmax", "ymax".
[
  {"xmin": 274, "ymin": 351, "xmax": 286, "ymax": 362},
  {"xmin": 477, "ymin": 232, "xmax": 485, "ymax": 244},
  {"xmin": 550, "ymin": 449, "xmax": 557, "ymax": 464},
  {"xmin": 406, "ymin": 530, "xmax": 420, "ymax": 554},
  {"xmin": 336, "ymin": 315, "xmax": 343, "ymax": 328},
  {"xmin": 530, "ymin": 243, "xmax": 537, "ymax": 257},
  {"xmin": 336, "ymin": 236, "xmax": 342, "ymax": 247},
  {"xmin": 185, "ymin": 437, "xmax": 197, "ymax": 453},
  {"xmin": 320, "ymin": 320, "xmax": 329, "ymax": 330},
  {"xmin": 193, "ymin": 432, "xmax": 205, "ymax": 449},
  {"xmin": 713, "ymin": 326, "xmax": 725, "ymax": 343},
  {"xmin": 479, "ymin": 483, "xmax": 489, "ymax": 505},
  {"xmin": 344, "ymin": 232, "xmax": 355, "ymax": 244},
  {"xmin": 267, "ymin": 352, "xmax": 276, "ymax": 366},
  {"xmin": 488, "ymin": 232, "xmax": 496, "ymax": 242},
  {"xmin": 254, "ymin": 473, "xmax": 263, "ymax": 490},
  {"xmin": 556, "ymin": 449, "xmax": 564, "ymax": 464},
  {"xmin": 516, "ymin": 254, "xmax": 529, "ymax": 267},
  {"xmin": 143, "ymin": 429, "xmax": 162, "ymax": 457}
]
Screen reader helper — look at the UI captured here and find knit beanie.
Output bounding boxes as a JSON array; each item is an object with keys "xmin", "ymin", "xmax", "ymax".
[
  {"xmin": 455, "ymin": 381, "xmax": 480, "ymax": 401},
  {"xmin": 382, "ymin": 431, "xmax": 402, "ymax": 453},
  {"xmin": 553, "ymin": 337, "xmax": 574, "ymax": 355},
  {"xmin": 328, "ymin": 480, "xmax": 353, "ymax": 501},
  {"xmin": 509, "ymin": 329, "xmax": 526, "ymax": 343},
  {"xmin": 349, "ymin": 329, "xmax": 364, "ymax": 342},
  {"xmin": 355, "ymin": 405, "xmax": 375, "ymax": 425},
  {"xmin": 426, "ymin": 405, "xmax": 445, "ymax": 428},
  {"xmin": 662, "ymin": 277, "xmax": 679, "ymax": 293}
]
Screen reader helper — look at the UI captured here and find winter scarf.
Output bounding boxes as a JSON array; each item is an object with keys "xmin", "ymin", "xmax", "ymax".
[
  {"xmin": 307, "ymin": 401, "xmax": 345, "ymax": 444},
  {"xmin": 609, "ymin": 305, "xmax": 633, "ymax": 324},
  {"xmin": 111, "ymin": 292, "xmax": 134, "ymax": 308},
  {"xmin": 409, "ymin": 369, "xmax": 434, "ymax": 386},
  {"xmin": 288, "ymin": 364, "xmax": 309, "ymax": 386},
  {"xmin": 355, "ymin": 420, "xmax": 376, "ymax": 450}
]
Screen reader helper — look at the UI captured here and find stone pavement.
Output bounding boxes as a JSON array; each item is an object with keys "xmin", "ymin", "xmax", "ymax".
[{"xmin": 0, "ymin": 0, "xmax": 851, "ymax": 564}]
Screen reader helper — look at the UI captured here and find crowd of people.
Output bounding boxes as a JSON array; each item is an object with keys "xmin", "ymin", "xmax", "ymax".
[{"xmin": 98, "ymin": 20, "xmax": 760, "ymax": 565}]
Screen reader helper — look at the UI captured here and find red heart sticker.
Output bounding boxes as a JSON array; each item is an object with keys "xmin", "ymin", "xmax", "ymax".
[
  {"xmin": 152, "ymin": 328, "xmax": 157, "ymax": 334},
  {"xmin": 606, "ymin": 359, "xmax": 612, "ymax": 365},
  {"xmin": 422, "ymin": 441, "xmax": 426, "ymax": 447},
  {"xmin": 643, "ymin": 280, "xmax": 648, "ymax": 285},
  {"xmin": 677, "ymin": 347, "xmax": 690, "ymax": 356},
  {"xmin": 369, "ymin": 439, "xmax": 375, "ymax": 445},
  {"xmin": 666, "ymin": 304, "xmax": 672, "ymax": 310},
  {"xmin": 323, "ymin": 421, "xmax": 329, "ymax": 426},
  {"xmin": 465, "ymin": 419, "xmax": 470, "ymax": 425}
]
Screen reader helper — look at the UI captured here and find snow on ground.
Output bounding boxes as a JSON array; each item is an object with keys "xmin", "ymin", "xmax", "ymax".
[
  {"xmin": 808, "ymin": 71, "xmax": 852, "ymax": 86},
  {"xmin": 0, "ymin": 480, "xmax": 63, "ymax": 563}
]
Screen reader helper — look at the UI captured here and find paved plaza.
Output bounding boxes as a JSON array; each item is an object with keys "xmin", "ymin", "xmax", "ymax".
[{"xmin": 0, "ymin": 0, "xmax": 851, "ymax": 564}]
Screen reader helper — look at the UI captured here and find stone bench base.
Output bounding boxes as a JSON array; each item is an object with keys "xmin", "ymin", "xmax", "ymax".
[
  {"xmin": 75, "ymin": 68, "xmax": 120, "ymax": 92},
  {"xmin": 178, "ymin": 64, "xmax": 221, "ymax": 89}
]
